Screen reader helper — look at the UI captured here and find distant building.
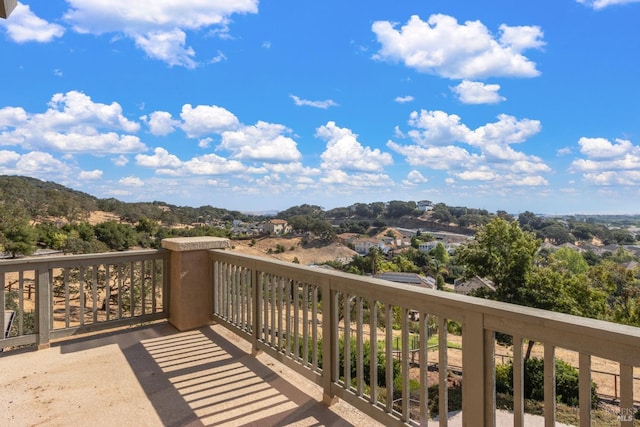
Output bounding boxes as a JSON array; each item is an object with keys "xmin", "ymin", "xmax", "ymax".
[
  {"xmin": 353, "ymin": 238, "xmax": 387, "ymax": 255},
  {"xmin": 453, "ymin": 276, "xmax": 495, "ymax": 295},
  {"xmin": 417, "ymin": 200, "xmax": 434, "ymax": 211},
  {"xmin": 374, "ymin": 272, "xmax": 436, "ymax": 289},
  {"xmin": 263, "ymin": 219, "xmax": 291, "ymax": 235}
]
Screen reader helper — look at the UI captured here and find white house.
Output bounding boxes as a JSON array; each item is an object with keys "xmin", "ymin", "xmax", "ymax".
[
  {"xmin": 417, "ymin": 200, "xmax": 434, "ymax": 211},
  {"xmin": 263, "ymin": 219, "xmax": 291, "ymax": 235},
  {"xmin": 353, "ymin": 238, "xmax": 388, "ymax": 255}
]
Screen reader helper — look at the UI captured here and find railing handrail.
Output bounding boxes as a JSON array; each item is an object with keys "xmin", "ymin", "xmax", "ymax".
[
  {"xmin": 210, "ymin": 249, "xmax": 640, "ymax": 364},
  {"xmin": 2, "ymin": 248, "xmax": 169, "ymax": 350},
  {"xmin": 210, "ymin": 248, "xmax": 640, "ymax": 426},
  {"xmin": 0, "ymin": 249, "xmax": 167, "ymax": 271}
]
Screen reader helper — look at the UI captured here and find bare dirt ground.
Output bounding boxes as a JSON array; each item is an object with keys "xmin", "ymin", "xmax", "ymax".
[
  {"xmin": 229, "ymin": 236, "xmax": 358, "ymax": 265},
  {"xmin": 88, "ymin": 210, "xmax": 120, "ymax": 225}
]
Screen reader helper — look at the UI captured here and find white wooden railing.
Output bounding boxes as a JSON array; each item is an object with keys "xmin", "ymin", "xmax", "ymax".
[
  {"xmin": 1, "ymin": 250, "xmax": 168, "ymax": 349},
  {"xmin": 210, "ymin": 249, "xmax": 640, "ymax": 427},
  {"xmin": 2, "ymin": 245, "xmax": 638, "ymax": 426}
]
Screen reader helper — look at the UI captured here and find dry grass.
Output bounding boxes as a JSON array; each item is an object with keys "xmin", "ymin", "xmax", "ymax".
[{"xmin": 229, "ymin": 236, "xmax": 357, "ymax": 265}]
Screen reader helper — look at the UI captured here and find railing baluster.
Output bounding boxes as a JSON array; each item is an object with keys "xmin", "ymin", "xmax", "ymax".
[
  {"xmin": 105, "ymin": 264, "xmax": 111, "ymax": 321},
  {"xmin": 227, "ymin": 263, "xmax": 232, "ymax": 320},
  {"xmin": 401, "ymin": 307, "xmax": 409, "ymax": 422},
  {"xmin": 285, "ymin": 277, "xmax": 292, "ymax": 354},
  {"xmin": 79, "ymin": 266, "xmax": 85, "ymax": 325},
  {"xmin": 544, "ymin": 344, "xmax": 556, "ymax": 427},
  {"xmin": 579, "ymin": 353, "xmax": 592, "ymax": 427},
  {"xmin": 129, "ymin": 262, "xmax": 134, "ymax": 318},
  {"xmin": 117, "ymin": 263, "xmax": 123, "ymax": 319},
  {"xmin": 234, "ymin": 264, "xmax": 240, "ymax": 325},
  {"xmin": 293, "ymin": 281, "xmax": 300, "ymax": 361},
  {"xmin": 277, "ymin": 277, "xmax": 283, "ymax": 351},
  {"xmin": 312, "ymin": 286, "xmax": 318, "ymax": 370},
  {"xmin": 0, "ymin": 272, "xmax": 5, "ymax": 339},
  {"xmin": 331, "ymin": 289, "xmax": 339, "ymax": 386},
  {"xmin": 140, "ymin": 261, "xmax": 146, "ymax": 316},
  {"xmin": 303, "ymin": 283, "xmax": 310, "ymax": 366},
  {"xmin": 271, "ymin": 275, "xmax": 277, "ymax": 346},
  {"xmin": 36, "ymin": 267, "xmax": 51, "ymax": 349},
  {"xmin": 385, "ymin": 303, "xmax": 393, "ymax": 414},
  {"xmin": 355, "ymin": 296, "xmax": 363, "ymax": 397},
  {"xmin": 18, "ymin": 271, "xmax": 24, "ymax": 335},
  {"xmin": 251, "ymin": 267, "xmax": 259, "ymax": 352},
  {"xmin": 246, "ymin": 267, "xmax": 252, "ymax": 333},
  {"xmin": 513, "ymin": 335, "xmax": 524, "ymax": 427},
  {"xmin": 151, "ymin": 259, "xmax": 157, "ymax": 314},
  {"xmin": 438, "ymin": 317, "xmax": 448, "ymax": 427},
  {"xmin": 369, "ymin": 299, "xmax": 378, "ymax": 406},
  {"xmin": 64, "ymin": 268, "xmax": 70, "ymax": 328},
  {"xmin": 620, "ymin": 363, "xmax": 634, "ymax": 427},
  {"xmin": 91, "ymin": 265, "xmax": 98, "ymax": 323},
  {"xmin": 419, "ymin": 312, "xmax": 428, "ymax": 425},
  {"xmin": 343, "ymin": 293, "xmax": 351, "ymax": 389},
  {"xmin": 262, "ymin": 273, "xmax": 268, "ymax": 342},
  {"xmin": 242, "ymin": 267, "xmax": 248, "ymax": 329}
]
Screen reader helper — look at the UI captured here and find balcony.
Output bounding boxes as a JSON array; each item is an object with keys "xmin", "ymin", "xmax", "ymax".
[{"xmin": 1, "ymin": 237, "xmax": 639, "ymax": 426}]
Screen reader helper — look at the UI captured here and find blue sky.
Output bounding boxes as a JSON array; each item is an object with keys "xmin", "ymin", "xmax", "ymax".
[{"xmin": 1, "ymin": 0, "xmax": 639, "ymax": 215}]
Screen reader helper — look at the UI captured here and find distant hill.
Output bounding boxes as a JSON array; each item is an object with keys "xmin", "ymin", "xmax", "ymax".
[
  {"xmin": 0, "ymin": 175, "xmax": 263, "ymax": 226},
  {"xmin": 0, "ymin": 175, "xmax": 99, "ymax": 223}
]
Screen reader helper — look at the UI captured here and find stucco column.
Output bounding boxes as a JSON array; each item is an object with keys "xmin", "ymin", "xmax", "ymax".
[{"xmin": 161, "ymin": 237, "xmax": 230, "ymax": 331}]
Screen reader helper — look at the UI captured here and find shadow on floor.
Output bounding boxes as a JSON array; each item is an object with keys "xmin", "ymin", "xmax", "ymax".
[{"xmin": 60, "ymin": 322, "xmax": 353, "ymax": 427}]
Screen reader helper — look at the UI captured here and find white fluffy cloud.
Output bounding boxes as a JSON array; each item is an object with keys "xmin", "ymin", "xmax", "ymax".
[
  {"xmin": 389, "ymin": 110, "xmax": 549, "ymax": 188},
  {"xmin": 79, "ymin": 170, "xmax": 103, "ymax": 180},
  {"xmin": 320, "ymin": 170, "xmax": 394, "ymax": 188},
  {"xmin": 451, "ymin": 81, "xmax": 506, "ymax": 104},
  {"xmin": 394, "ymin": 96, "xmax": 415, "ymax": 104},
  {"xmin": 142, "ymin": 111, "xmax": 179, "ymax": 136},
  {"xmin": 220, "ymin": 121, "xmax": 301, "ymax": 162},
  {"xmin": 0, "ymin": 151, "xmax": 72, "ymax": 179},
  {"xmin": 176, "ymin": 153, "xmax": 247, "ymax": 176},
  {"xmin": 290, "ymin": 95, "xmax": 338, "ymax": 109},
  {"xmin": 0, "ymin": 150, "xmax": 21, "ymax": 164},
  {"xmin": 136, "ymin": 147, "xmax": 182, "ymax": 168},
  {"xmin": 576, "ymin": 137, "xmax": 634, "ymax": 159},
  {"xmin": 372, "ymin": 14, "xmax": 544, "ymax": 80},
  {"xmin": 407, "ymin": 110, "xmax": 471, "ymax": 146},
  {"xmin": 403, "ymin": 170, "xmax": 428, "ymax": 186},
  {"xmin": 317, "ymin": 121, "xmax": 393, "ymax": 172},
  {"xmin": 133, "ymin": 29, "xmax": 196, "ymax": 68},
  {"xmin": 570, "ymin": 137, "xmax": 640, "ymax": 185},
  {"xmin": 119, "ymin": 176, "xmax": 145, "ymax": 187},
  {"xmin": 387, "ymin": 142, "xmax": 478, "ymax": 170},
  {"xmin": 577, "ymin": 0, "xmax": 640, "ymax": 9},
  {"xmin": 63, "ymin": 0, "xmax": 259, "ymax": 67},
  {"xmin": 1, "ymin": 3, "xmax": 65, "ymax": 43},
  {"xmin": 0, "ymin": 91, "xmax": 146, "ymax": 153},
  {"xmin": 469, "ymin": 114, "xmax": 541, "ymax": 147},
  {"xmin": 180, "ymin": 104, "xmax": 240, "ymax": 137}
]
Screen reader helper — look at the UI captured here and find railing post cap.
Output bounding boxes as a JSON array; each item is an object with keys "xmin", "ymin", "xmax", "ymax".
[{"xmin": 161, "ymin": 237, "xmax": 231, "ymax": 252}]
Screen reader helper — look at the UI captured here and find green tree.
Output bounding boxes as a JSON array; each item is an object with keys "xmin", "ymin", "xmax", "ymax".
[
  {"xmin": 548, "ymin": 247, "xmax": 589, "ymax": 275},
  {"xmin": 0, "ymin": 205, "xmax": 36, "ymax": 257},
  {"xmin": 455, "ymin": 218, "xmax": 540, "ymax": 304},
  {"xmin": 94, "ymin": 221, "xmax": 137, "ymax": 251},
  {"xmin": 456, "ymin": 219, "xmax": 586, "ymax": 358},
  {"xmin": 431, "ymin": 242, "xmax": 450, "ymax": 265}
]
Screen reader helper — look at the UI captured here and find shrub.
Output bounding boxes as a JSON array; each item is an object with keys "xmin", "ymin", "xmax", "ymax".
[
  {"xmin": 338, "ymin": 338, "xmax": 401, "ymax": 388},
  {"xmin": 495, "ymin": 357, "xmax": 598, "ymax": 408}
]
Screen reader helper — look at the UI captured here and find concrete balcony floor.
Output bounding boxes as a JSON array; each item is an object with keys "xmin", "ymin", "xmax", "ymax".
[
  {"xmin": 0, "ymin": 322, "xmax": 570, "ymax": 427},
  {"xmin": 0, "ymin": 323, "xmax": 381, "ymax": 427}
]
